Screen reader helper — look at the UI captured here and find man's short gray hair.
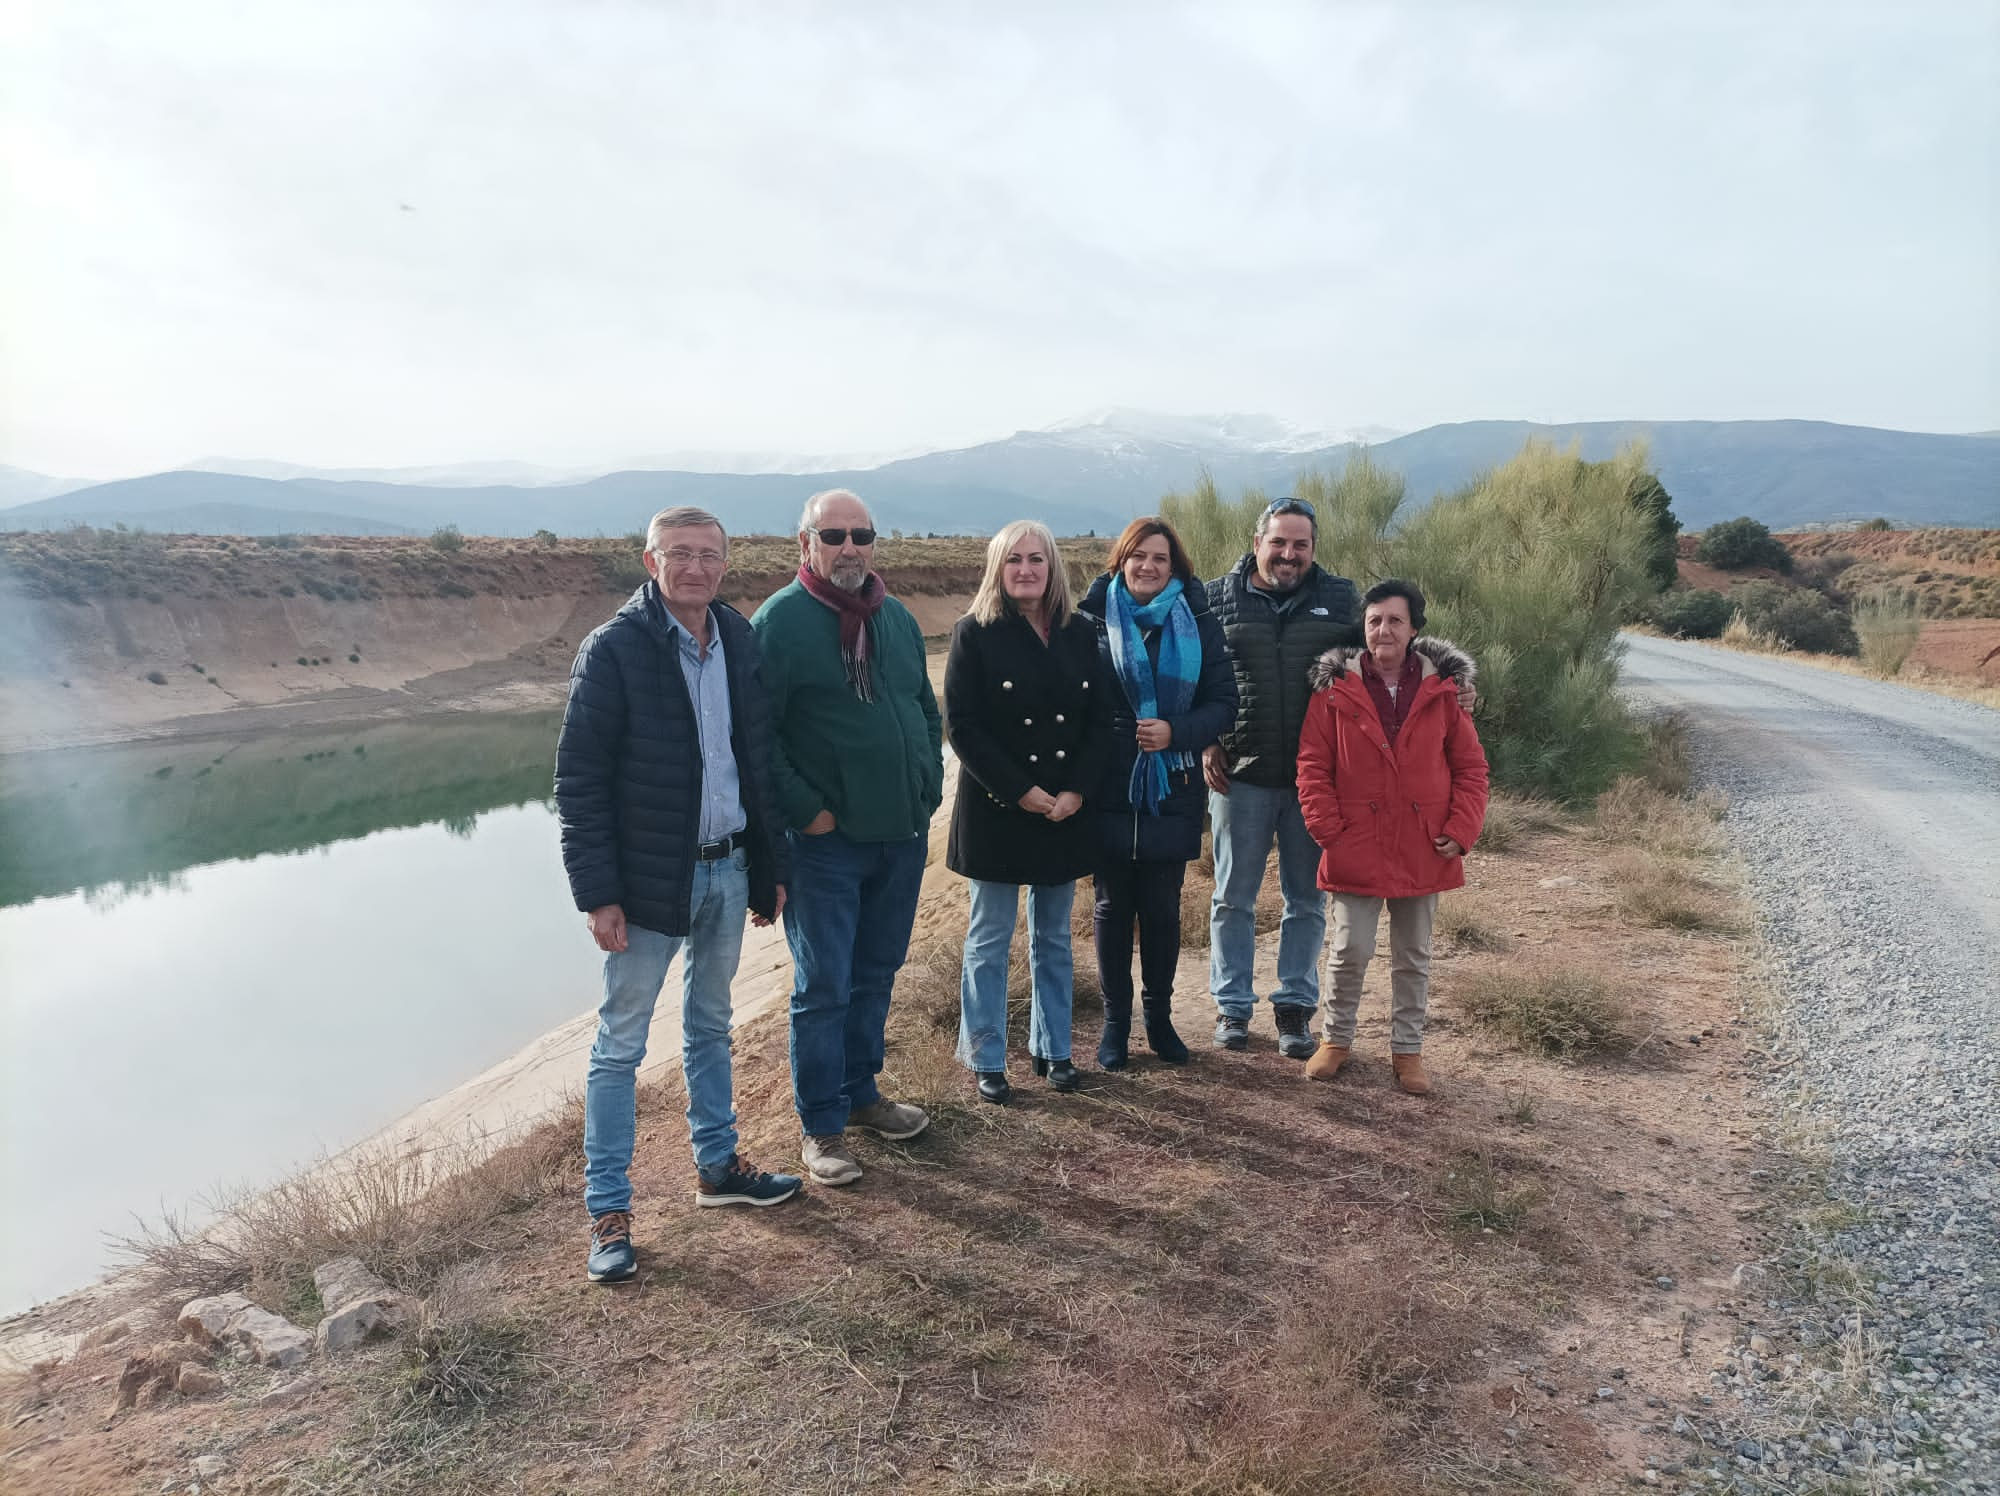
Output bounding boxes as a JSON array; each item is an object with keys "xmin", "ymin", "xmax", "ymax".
[
  {"xmin": 799, "ymin": 488, "xmax": 872, "ymax": 535},
  {"xmin": 645, "ymin": 506, "xmax": 728, "ymax": 555}
]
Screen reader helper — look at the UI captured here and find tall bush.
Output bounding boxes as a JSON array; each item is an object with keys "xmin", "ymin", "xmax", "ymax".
[
  {"xmin": 1731, "ymin": 580, "xmax": 1858, "ymax": 655},
  {"xmin": 1853, "ymin": 586, "xmax": 1922, "ymax": 675},
  {"xmin": 1624, "ymin": 471, "xmax": 1682, "ymax": 590},
  {"xmin": 1166, "ymin": 441, "xmax": 1659, "ymax": 802},
  {"xmin": 1392, "ymin": 442, "xmax": 1655, "ymax": 800},
  {"xmin": 1695, "ymin": 516, "xmax": 1791, "ymax": 572},
  {"xmin": 1651, "ymin": 588, "xmax": 1733, "ymax": 639},
  {"xmin": 1160, "ymin": 452, "xmax": 1409, "ymax": 585}
]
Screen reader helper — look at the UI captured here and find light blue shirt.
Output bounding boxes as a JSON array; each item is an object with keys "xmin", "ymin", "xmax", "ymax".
[{"xmin": 664, "ymin": 608, "xmax": 746, "ymax": 846}]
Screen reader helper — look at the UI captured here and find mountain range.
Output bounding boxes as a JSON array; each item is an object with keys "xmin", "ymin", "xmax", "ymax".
[{"xmin": 3, "ymin": 415, "xmax": 1994, "ymax": 538}]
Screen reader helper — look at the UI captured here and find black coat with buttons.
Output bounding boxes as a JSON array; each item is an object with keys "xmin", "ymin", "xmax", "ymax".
[{"xmin": 944, "ymin": 609, "xmax": 1114, "ymax": 886}]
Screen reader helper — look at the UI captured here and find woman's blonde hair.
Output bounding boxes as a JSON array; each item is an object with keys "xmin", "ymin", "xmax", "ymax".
[{"xmin": 968, "ymin": 519, "xmax": 1072, "ymax": 627}]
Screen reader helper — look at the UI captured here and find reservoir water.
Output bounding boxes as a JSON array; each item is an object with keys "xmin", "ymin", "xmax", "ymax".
[{"xmin": 0, "ymin": 711, "xmax": 607, "ymax": 1315}]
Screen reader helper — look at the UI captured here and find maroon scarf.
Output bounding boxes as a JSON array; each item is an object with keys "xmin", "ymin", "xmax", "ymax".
[
  {"xmin": 797, "ymin": 564, "xmax": 887, "ymax": 701},
  {"xmin": 1359, "ymin": 649, "xmax": 1423, "ymax": 746}
]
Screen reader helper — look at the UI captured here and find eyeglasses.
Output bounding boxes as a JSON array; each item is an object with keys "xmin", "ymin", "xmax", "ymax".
[
  {"xmin": 812, "ymin": 527, "xmax": 877, "ymax": 547},
  {"xmin": 1264, "ymin": 497, "xmax": 1315, "ymax": 519},
  {"xmin": 660, "ymin": 547, "xmax": 725, "ymax": 568}
]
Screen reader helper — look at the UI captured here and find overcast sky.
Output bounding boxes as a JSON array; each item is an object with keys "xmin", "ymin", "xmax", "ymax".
[{"xmin": 3, "ymin": 1, "xmax": 1995, "ymax": 476}]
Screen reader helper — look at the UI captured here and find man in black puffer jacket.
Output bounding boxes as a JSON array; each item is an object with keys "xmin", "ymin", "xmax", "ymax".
[
  {"xmin": 1202, "ymin": 497, "xmax": 1362, "ymax": 1060},
  {"xmin": 555, "ymin": 506, "xmax": 798, "ymax": 1287}
]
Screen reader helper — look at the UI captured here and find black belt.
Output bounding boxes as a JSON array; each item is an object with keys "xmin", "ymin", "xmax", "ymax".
[{"xmin": 697, "ymin": 830, "xmax": 747, "ymax": 861}]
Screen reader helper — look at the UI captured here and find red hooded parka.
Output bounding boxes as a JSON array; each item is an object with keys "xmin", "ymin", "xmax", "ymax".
[{"xmin": 1295, "ymin": 638, "xmax": 1490, "ymax": 899}]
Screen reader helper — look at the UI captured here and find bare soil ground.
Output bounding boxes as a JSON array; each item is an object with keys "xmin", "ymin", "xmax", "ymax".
[
  {"xmin": 1, "ymin": 532, "xmax": 1094, "ymax": 752},
  {"xmin": 4, "ymin": 783, "xmax": 1776, "ymax": 1495}
]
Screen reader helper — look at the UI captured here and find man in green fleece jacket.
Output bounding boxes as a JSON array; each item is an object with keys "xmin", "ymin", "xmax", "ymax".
[{"xmin": 752, "ymin": 488, "xmax": 945, "ymax": 1188}]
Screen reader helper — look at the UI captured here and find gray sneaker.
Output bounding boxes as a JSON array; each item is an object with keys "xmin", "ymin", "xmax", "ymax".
[
  {"xmin": 1214, "ymin": 1014, "xmax": 1250, "ymax": 1050},
  {"xmin": 801, "ymin": 1133, "xmax": 862, "ymax": 1187},
  {"xmin": 848, "ymin": 1098, "xmax": 930, "ymax": 1141},
  {"xmin": 1273, "ymin": 1005, "xmax": 1318, "ymax": 1060}
]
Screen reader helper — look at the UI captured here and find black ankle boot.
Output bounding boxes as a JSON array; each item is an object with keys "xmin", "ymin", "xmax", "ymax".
[
  {"xmin": 1097, "ymin": 991, "xmax": 1133, "ymax": 1071},
  {"xmin": 1045, "ymin": 1058, "xmax": 1080, "ymax": 1093},
  {"xmin": 1097, "ymin": 1018, "xmax": 1131, "ymax": 1070},
  {"xmin": 1142, "ymin": 1000, "xmax": 1190, "ymax": 1065},
  {"xmin": 977, "ymin": 1071, "xmax": 1011, "ymax": 1104}
]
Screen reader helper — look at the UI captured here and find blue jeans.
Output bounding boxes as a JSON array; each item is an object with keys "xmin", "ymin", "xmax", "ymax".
[
  {"xmin": 1208, "ymin": 782, "xmax": 1324, "ymax": 1018},
  {"xmin": 583, "ymin": 849, "xmax": 749, "ymax": 1217},
  {"xmin": 957, "ymin": 879, "xmax": 1075, "ymax": 1071},
  {"xmin": 783, "ymin": 828, "xmax": 928, "ymax": 1138}
]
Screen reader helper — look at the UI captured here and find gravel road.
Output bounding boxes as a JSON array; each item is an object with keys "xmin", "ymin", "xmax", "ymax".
[{"xmin": 1620, "ymin": 634, "xmax": 1999, "ymax": 1492}]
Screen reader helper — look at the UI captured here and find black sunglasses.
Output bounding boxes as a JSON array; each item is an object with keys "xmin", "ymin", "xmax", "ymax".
[
  {"xmin": 1264, "ymin": 497, "xmax": 1315, "ymax": 519},
  {"xmin": 812, "ymin": 526, "xmax": 877, "ymax": 547}
]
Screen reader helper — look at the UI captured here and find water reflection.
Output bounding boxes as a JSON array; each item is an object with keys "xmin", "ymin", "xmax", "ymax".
[
  {"xmin": 0, "ymin": 711, "xmax": 607, "ymax": 1316},
  {"xmin": 0, "ymin": 711, "xmax": 561, "ymax": 908}
]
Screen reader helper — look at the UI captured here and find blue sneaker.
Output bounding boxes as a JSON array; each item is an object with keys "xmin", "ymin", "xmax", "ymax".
[
  {"xmin": 586, "ymin": 1210, "xmax": 637, "ymax": 1284},
  {"xmin": 694, "ymin": 1153, "xmax": 803, "ymax": 1208}
]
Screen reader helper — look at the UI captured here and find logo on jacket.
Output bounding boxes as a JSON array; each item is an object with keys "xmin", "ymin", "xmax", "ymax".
[{"xmin": 1309, "ymin": 606, "xmax": 1329, "ymax": 616}]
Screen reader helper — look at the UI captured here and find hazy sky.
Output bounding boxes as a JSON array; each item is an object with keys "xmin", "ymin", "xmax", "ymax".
[{"xmin": 3, "ymin": 1, "xmax": 1995, "ymax": 476}]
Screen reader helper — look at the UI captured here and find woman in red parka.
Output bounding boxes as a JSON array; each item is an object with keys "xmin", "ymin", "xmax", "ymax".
[{"xmin": 1295, "ymin": 579, "xmax": 1488, "ymax": 1095}]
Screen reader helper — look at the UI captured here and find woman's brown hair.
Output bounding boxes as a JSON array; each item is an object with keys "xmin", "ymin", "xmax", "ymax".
[{"xmin": 1105, "ymin": 516, "xmax": 1195, "ymax": 583}]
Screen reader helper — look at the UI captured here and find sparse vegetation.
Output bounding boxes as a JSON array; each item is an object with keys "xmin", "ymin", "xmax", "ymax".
[
  {"xmin": 1608, "ymin": 850, "xmax": 1739, "ymax": 932},
  {"xmin": 114, "ymin": 1098, "xmax": 582, "ymax": 1309},
  {"xmin": 1460, "ymin": 964, "xmax": 1628, "ymax": 1058},
  {"xmin": 428, "ymin": 524, "xmax": 466, "ymax": 553},
  {"xmin": 1476, "ymin": 792, "xmax": 1565, "ymax": 852},
  {"xmin": 1437, "ymin": 1152, "xmax": 1538, "ymax": 1232}
]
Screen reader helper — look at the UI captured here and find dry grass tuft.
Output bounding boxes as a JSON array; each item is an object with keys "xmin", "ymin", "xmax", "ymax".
[
  {"xmin": 1436, "ymin": 893, "xmax": 1509, "ymax": 952},
  {"xmin": 1437, "ymin": 1153, "xmax": 1539, "ymax": 1233},
  {"xmin": 1458, "ymin": 964, "xmax": 1629, "ymax": 1059},
  {"xmin": 1608, "ymin": 850, "xmax": 1742, "ymax": 932},
  {"xmin": 1594, "ymin": 775, "xmax": 1725, "ymax": 859},
  {"xmin": 1636, "ymin": 711, "xmax": 1695, "ymax": 797},
  {"xmin": 113, "ymin": 1096, "xmax": 584, "ymax": 1308},
  {"xmin": 1476, "ymin": 793, "xmax": 1566, "ymax": 853}
]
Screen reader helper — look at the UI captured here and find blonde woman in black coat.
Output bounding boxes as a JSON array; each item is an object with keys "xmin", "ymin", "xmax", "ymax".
[{"xmin": 945, "ymin": 520, "xmax": 1112, "ymax": 1102}]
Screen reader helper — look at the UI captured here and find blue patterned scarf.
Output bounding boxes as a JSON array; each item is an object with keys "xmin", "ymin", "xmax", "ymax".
[{"xmin": 1105, "ymin": 575, "xmax": 1201, "ymax": 814}]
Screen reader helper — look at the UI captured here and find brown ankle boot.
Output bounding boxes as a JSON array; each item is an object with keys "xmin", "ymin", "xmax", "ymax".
[
  {"xmin": 1391, "ymin": 1053, "xmax": 1432, "ymax": 1095},
  {"xmin": 1305, "ymin": 1041, "xmax": 1349, "ymax": 1081}
]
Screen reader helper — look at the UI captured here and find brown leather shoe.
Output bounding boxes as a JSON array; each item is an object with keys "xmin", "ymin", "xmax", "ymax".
[
  {"xmin": 1305, "ymin": 1041, "xmax": 1349, "ymax": 1081},
  {"xmin": 1391, "ymin": 1053, "xmax": 1433, "ymax": 1095}
]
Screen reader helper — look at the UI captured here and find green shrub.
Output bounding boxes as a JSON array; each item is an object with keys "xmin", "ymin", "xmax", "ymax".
[
  {"xmin": 1625, "ymin": 472, "xmax": 1682, "ymax": 590},
  {"xmin": 429, "ymin": 524, "xmax": 466, "ymax": 553},
  {"xmin": 1650, "ymin": 588, "xmax": 1733, "ymax": 639},
  {"xmin": 1695, "ymin": 516, "xmax": 1792, "ymax": 572},
  {"xmin": 1857, "ymin": 517, "xmax": 1892, "ymax": 532},
  {"xmin": 531, "ymin": 528, "xmax": 558, "ymax": 547},
  {"xmin": 1731, "ymin": 580, "xmax": 1858, "ymax": 655},
  {"xmin": 1164, "ymin": 442, "xmax": 1660, "ymax": 802}
]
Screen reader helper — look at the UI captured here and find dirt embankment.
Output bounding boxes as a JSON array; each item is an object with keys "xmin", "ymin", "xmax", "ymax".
[
  {"xmin": 0, "ymin": 533, "xmax": 1041, "ymax": 753},
  {"xmin": 1671, "ymin": 527, "xmax": 2000, "ymax": 685}
]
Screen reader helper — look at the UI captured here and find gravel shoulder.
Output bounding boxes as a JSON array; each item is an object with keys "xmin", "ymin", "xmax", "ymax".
[{"xmin": 1621, "ymin": 633, "xmax": 1999, "ymax": 1492}]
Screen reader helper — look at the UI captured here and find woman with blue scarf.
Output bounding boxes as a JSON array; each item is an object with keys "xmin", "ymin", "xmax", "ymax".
[{"xmin": 1077, "ymin": 518, "xmax": 1238, "ymax": 1069}]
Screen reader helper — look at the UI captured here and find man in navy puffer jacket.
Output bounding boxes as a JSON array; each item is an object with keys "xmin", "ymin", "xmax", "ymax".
[{"xmin": 556, "ymin": 506, "xmax": 798, "ymax": 1285}]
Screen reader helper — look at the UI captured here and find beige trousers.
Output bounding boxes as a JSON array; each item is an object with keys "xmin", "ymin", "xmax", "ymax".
[{"xmin": 1322, "ymin": 892, "xmax": 1438, "ymax": 1053}]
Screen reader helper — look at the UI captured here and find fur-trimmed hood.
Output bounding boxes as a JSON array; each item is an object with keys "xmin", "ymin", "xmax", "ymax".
[{"xmin": 1307, "ymin": 636, "xmax": 1475, "ymax": 693}]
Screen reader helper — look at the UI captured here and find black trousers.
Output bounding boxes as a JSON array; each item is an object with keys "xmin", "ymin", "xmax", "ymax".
[{"xmin": 1092, "ymin": 858, "xmax": 1189, "ymax": 1017}]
